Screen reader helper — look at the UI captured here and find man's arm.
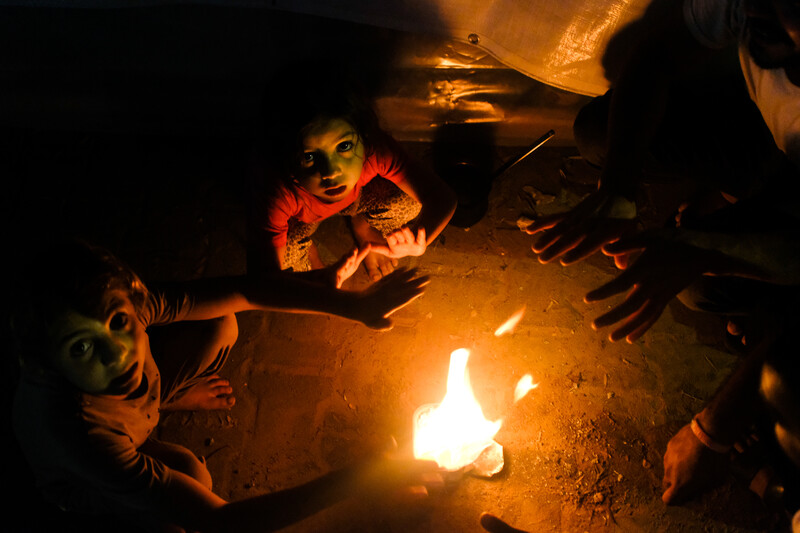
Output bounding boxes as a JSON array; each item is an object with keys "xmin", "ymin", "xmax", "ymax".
[
  {"xmin": 662, "ymin": 330, "xmax": 775, "ymax": 504},
  {"xmin": 528, "ymin": 0, "xmax": 724, "ymax": 264}
]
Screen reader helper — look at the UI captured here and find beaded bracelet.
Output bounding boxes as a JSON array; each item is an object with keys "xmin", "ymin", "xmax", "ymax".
[{"xmin": 690, "ymin": 416, "xmax": 732, "ymax": 454}]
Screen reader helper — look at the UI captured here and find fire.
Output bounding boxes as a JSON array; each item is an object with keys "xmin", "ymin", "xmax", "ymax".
[
  {"xmin": 494, "ymin": 306, "xmax": 526, "ymax": 336},
  {"xmin": 413, "ymin": 348, "xmax": 537, "ymax": 472},
  {"xmin": 514, "ymin": 374, "xmax": 538, "ymax": 403}
]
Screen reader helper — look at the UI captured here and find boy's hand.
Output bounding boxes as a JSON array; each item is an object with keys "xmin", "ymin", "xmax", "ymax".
[
  {"xmin": 350, "ymin": 268, "xmax": 429, "ymax": 330},
  {"xmin": 371, "ymin": 226, "xmax": 427, "ymax": 259}
]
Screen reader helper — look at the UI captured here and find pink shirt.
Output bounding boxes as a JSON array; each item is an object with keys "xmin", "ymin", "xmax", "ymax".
[{"xmin": 250, "ymin": 138, "xmax": 410, "ymax": 249}]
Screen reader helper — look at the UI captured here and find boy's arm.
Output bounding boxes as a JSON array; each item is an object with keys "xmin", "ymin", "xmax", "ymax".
[
  {"xmin": 168, "ymin": 268, "xmax": 428, "ymax": 330},
  {"xmin": 158, "ymin": 457, "xmax": 441, "ymax": 533}
]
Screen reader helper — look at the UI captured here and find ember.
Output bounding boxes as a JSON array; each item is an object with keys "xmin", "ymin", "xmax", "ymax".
[{"xmin": 494, "ymin": 306, "xmax": 526, "ymax": 336}]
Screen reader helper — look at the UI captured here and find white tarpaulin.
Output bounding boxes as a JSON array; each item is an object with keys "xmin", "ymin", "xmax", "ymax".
[
  {"xmin": 8, "ymin": 0, "xmax": 651, "ymax": 96},
  {"xmin": 267, "ymin": 0, "xmax": 650, "ymax": 96}
]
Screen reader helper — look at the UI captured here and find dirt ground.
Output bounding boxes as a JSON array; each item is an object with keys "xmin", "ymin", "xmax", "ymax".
[{"xmin": 3, "ymin": 130, "xmax": 785, "ymax": 532}]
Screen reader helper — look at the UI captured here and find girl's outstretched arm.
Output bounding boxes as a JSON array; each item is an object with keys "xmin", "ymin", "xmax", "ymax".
[
  {"xmin": 394, "ymin": 156, "xmax": 457, "ymax": 246},
  {"xmin": 164, "ymin": 268, "xmax": 429, "ymax": 330}
]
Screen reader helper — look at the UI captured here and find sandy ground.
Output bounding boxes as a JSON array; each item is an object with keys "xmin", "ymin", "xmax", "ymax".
[{"xmin": 3, "ymin": 131, "xmax": 783, "ymax": 532}]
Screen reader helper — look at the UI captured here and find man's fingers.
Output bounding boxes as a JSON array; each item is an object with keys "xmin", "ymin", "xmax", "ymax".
[
  {"xmin": 591, "ymin": 289, "xmax": 648, "ymax": 329},
  {"xmin": 608, "ymin": 300, "xmax": 664, "ymax": 342},
  {"xmin": 602, "ymin": 232, "xmax": 653, "ymax": 255},
  {"xmin": 585, "ymin": 270, "xmax": 637, "ymax": 302},
  {"xmin": 524, "ymin": 213, "xmax": 564, "ymax": 235},
  {"xmin": 560, "ymin": 237, "xmax": 610, "ymax": 265},
  {"xmin": 536, "ymin": 227, "xmax": 586, "ymax": 263}
]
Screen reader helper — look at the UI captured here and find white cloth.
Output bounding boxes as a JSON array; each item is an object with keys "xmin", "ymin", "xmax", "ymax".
[
  {"xmin": 684, "ymin": 0, "xmax": 800, "ymax": 168},
  {"xmin": 2, "ymin": 0, "xmax": 652, "ymax": 97}
]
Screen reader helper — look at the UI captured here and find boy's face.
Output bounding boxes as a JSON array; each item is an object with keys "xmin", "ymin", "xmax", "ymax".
[
  {"xmin": 47, "ymin": 290, "xmax": 147, "ymax": 397},
  {"xmin": 292, "ymin": 118, "xmax": 365, "ymax": 203},
  {"xmin": 744, "ymin": 0, "xmax": 800, "ymax": 69}
]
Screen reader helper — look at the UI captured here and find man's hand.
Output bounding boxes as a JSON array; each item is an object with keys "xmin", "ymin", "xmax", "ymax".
[
  {"xmin": 662, "ymin": 423, "xmax": 729, "ymax": 505},
  {"xmin": 349, "ymin": 268, "xmax": 429, "ymax": 330},
  {"xmin": 526, "ymin": 190, "xmax": 638, "ymax": 265},
  {"xmin": 585, "ymin": 230, "xmax": 763, "ymax": 342},
  {"xmin": 370, "ymin": 226, "xmax": 427, "ymax": 259}
]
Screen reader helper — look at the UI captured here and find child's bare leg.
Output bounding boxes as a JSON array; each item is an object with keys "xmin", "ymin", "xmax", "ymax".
[
  {"xmin": 153, "ymin": 315, "xmax": 239, "ymax": 411},
  {"xmin": 307, "ymin": 241, "xmax": 325, "ymax": 270},
  {"xmin": 162, "ymin": 375, "xmax": 235, "ymax": 411},
  {"xmin": 139, "ymin": 438, "xmax": 213, "ymax": 490},
  {"xmin": 350, "ymin": 214, "xmax": 397, "ymax": 281}
]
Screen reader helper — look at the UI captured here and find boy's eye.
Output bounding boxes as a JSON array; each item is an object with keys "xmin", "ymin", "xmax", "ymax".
[
  {"xmin": 70, "ymin": 340, "xmax": 93, "ymax": 358},
  {"xmin": 301, "ymin": 152, "xmax": 315, "ymax": 166},
  {"xmin": 109, "ymin": 312, "xmax": 129, "ymax": 330},
  {"xmin": 337, "ymin": 140, "xmax": 354, "ymax": 153}
]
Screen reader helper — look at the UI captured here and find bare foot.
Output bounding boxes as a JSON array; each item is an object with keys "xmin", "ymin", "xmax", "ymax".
[
  {"xmin": 363, "ymin": 251, "xmax": 398, "ymax": 281},
  {"xmin": 162, "ymin": 375, "xmax": 235, "ymax": 411},
  {"xmin": 350, "ymin": 215, "xmax": 398, "ymax": 281},
  {"xmin": 307, "ymin": 242, "xmax": 325, "ymax": 270}
]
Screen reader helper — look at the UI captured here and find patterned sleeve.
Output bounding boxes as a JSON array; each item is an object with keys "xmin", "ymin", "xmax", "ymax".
[
  {"xmin": 140, "ymin": 284, "xmax": 197, "ymax": 327},
  {"xmin": 683, "ymin": 0, "xmax": 745, "ymax": 48}
]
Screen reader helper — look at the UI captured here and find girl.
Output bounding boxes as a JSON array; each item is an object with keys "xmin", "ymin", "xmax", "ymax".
[
  {"xmin": 248, "ymin": 62, "xmax": 457, "ymax": 283},
  {"xmin": 10, "ymin": 238, "xmax": 440, "ymax": 532}
]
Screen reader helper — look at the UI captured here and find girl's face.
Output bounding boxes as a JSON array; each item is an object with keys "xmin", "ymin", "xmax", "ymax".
[
  {"xmin": 47, "ymin": 290, "xmax": 148, "ymax": 397},
  {"xmin": 293, "ymin": 118, "xmax": 365, "ymax": 203}
]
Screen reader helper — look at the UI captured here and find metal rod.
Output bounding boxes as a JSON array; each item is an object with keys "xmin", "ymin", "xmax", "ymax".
[{"xmin": 493, "ymin": 129, "xmax": 555, "ymax": 179}]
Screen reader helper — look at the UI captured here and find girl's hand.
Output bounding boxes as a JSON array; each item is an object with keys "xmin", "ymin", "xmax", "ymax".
[
  {"xmin": 350, "ymin": 268, "xmax": 429, "ymax": 330},
  {"xmin": 371, "ymin": 226, "xmax": 427, "ymax": 259},
  {"xmin": 332, "ymin": 245, "xmax": 371, "ymax": 288}
]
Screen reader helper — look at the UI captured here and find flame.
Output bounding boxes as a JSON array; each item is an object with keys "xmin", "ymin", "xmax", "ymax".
[
  {"xmin": 413, "ymin": 349, "xmax": 501, "ymax": 471},
  {"xmin": 494, "ymin": 307, "xmax": 526, "ymax": 336},
  {"xmin": 514, "ymin": 374, "xmax": 538, "ymax": 403}
]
